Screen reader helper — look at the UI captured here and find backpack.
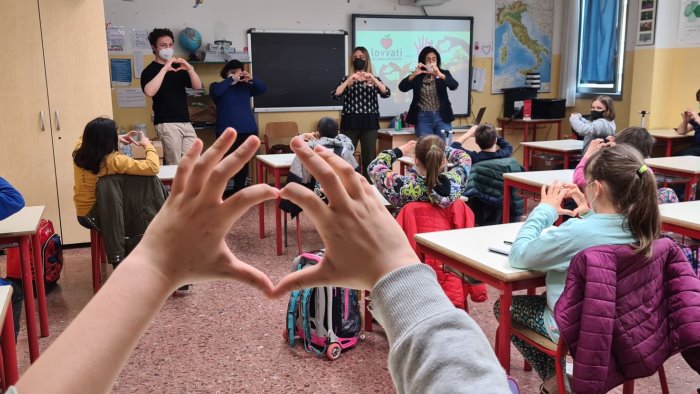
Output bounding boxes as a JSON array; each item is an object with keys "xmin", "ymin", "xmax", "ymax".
[
  {"xmin": 6, "ymin": 219, "xmax": 63, "ymax": 289},
  {"xmin": 285, "ymin": 250, "xmax": 361, "ymax": 360}
]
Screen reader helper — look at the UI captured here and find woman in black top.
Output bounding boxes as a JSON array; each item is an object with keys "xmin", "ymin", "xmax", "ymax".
[
  {"xmin": 399, "ymin": 46, "xmax": 459, "ymax": 140},
  {"xmin": 332, "ymin": 46, "xmax": 391, "ymax": 178}
]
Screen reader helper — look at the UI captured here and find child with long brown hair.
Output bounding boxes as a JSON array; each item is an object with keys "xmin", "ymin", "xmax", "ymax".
[
  {"xmin": 497, "ymin": 143, "xmax": 660, "ymax": 392},
  {"xmin": 368, "ymin": 135, "xmax": 470, "ymax": 210}
]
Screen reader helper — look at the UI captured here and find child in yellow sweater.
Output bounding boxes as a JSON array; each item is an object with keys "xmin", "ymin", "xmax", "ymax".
[{"xmin": 72, "ymin": 117, "xmax": 159, "ymax": 228}]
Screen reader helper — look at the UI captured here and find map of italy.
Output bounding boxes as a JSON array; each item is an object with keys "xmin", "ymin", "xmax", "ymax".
[
  {"xmin": 497, "ymin": 1, "xmax": 549, "ymax": 75},
  {"xmin": 493, "ymin": 0, "xmax": 553, "ymax": 93}
]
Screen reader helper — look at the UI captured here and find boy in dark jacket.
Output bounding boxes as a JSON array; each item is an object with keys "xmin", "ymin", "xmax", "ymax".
[{"xmin": 452, "ymin": 124, "xmax": 513, "ymax": 165}]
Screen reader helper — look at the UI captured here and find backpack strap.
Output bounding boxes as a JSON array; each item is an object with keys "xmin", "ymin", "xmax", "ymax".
[
  {"xmin": 301, "ymin": 288, "xmax": 325, "ymax": 356},
  {"xmin": 287, "ymin": 289, "xmax": 302, "ymax": 347}
]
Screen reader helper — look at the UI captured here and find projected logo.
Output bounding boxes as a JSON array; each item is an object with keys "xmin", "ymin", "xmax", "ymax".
[{"xmin": 381, "ymin": 35, "xmax": 393, "ymax": 49}]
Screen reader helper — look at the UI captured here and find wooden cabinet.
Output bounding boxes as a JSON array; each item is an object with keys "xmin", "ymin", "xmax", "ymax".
[{"xmin": 0, "ymin": 0, "xmax": 112, "ymax": 244}]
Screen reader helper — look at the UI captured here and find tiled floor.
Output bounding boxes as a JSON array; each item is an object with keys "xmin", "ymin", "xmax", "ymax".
[{"xmin": 7, "ymin": 201, "xmax": 699, "ymax": 393}]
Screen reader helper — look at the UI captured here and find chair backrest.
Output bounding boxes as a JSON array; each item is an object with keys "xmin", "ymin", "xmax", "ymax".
[
  {"xmin": 554, "ymin": 238, "xmax": 700, "ymax": 393},
  {"xmin": 396, "ymin": 199, "xmax": 475, "ymax": 253},
  {"xmin": 263, "ymin": 121, "xmax": 299, "ymax": 154}
]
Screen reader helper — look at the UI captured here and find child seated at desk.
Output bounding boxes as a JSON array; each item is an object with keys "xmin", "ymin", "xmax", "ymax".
[
  {"xmin": 368, "ymin": 135, "xmax": 471, "ymax": 210},
  {"xmin": 0, "ymin": 177, "xmax": 25, "ymax": 339},
  {"xmin": 569, "ymin": 95, "xmax": 616, "ymax": 155},
  {"xmin": 280, "ymin": 117, "xmax": 358, "ymax": 217},
  {"xmin": 451, "ymin": 123, "xmax": 513, "ymax": 164},
  {"xmin": 500, "ymin": 144, "xmax": 659, "ymax": 392},
  {"xmin": 573, "ymin": 127, "xmax": 678, "ymax": 204}
]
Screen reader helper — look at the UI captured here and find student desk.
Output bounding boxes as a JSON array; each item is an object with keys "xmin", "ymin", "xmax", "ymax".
[
  {"xmin": 414, "ymin": 222, "xmax": 546, "ymax": 373},
  {"xmin": 645, "ymin": 156, "xmax": 700, "ymax": 201},
  {"xmin": 659, "ymin": 200, "xmax": 700, "ymax": 239},
  {"xmin": 497, "ymin": 118, "xmax": 565, "ymax": 142},
  {"xmin": 157, "ymin": 164, "xmax": 178, "ymax": 186},
  {"xmin": 0, "ymin": 285, "xmax": 18, "ymax": 388},
  {"xmin": 649, "ymin": 128, "xmax": 695, "ymax": 157},
  {"xmin": 0, "ymin": 206, "xmax": 48, "ymax": 363},
  {"xmin": 256, "ymin": 154, "xmax": 295, "ymax": 255},
  {"xmin": 503, "ymin": 169, "xmax": 574, "ymax": 224},
  {"xmin": 520, "ymin": 139, "xmax": 583, "ymax": 171}
]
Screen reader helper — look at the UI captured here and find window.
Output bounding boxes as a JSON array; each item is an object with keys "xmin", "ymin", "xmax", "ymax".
[{"xmin": 577, "ymin": 0, "xmax": 629, "ymax": 96}]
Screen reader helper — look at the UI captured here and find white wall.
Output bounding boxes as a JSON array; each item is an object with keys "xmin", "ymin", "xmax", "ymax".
[{"xmin": 103, "ymin": 0, "xmax": 563, "ymax": 57}]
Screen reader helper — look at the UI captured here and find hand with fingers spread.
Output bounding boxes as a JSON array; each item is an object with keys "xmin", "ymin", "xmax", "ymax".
[
  {"xmin": 272, "ymin": 137, "xmax": 421, "ymax": 295},
  {"xmin": 134, "ymin": 128, "xmax": 278, "ymax": 293}
]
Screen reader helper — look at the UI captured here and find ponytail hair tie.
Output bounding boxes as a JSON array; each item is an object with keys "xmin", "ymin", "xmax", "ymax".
[
  {"xmin": 637, "ymin": 164, "xmax": 648, "ymax": 176},
  {"xmin": 430, "ymin": 144, "xmax": 439, "ymax": 150}
]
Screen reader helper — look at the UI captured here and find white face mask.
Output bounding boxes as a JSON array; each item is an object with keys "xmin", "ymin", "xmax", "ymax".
[{"xmin": 158, "ymin": 48, "xmax": 174, "ymax": 60}]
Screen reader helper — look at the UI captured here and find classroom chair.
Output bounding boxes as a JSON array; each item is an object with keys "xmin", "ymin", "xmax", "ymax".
[{"xmin": 263, "ymin": 121, "xmax": 298, "ymax": 154}]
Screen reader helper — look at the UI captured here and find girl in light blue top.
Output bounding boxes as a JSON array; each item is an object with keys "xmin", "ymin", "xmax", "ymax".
[{"xmin": 496, "ymin": 144, "xmax": 660, "ymax": 391}]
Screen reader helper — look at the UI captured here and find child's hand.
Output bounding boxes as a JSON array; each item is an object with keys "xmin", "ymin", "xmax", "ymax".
[
  {"xmin": 583, "ymin": 138, "xmax": 613, "ymax": 159},
  {"xmin": 128, "ymin": 128, "xmax": 278, "ymax": 295},
  {"xmin": 541, "ymin": 180, "xmax": 574, "ymax": 215},
  {"xmin": 399, "ymin": 140, "xmax": 416, "ymax": 156},
  {"xmin": 272, "ymin": 137, "xmax": 420, "ymax": 296},
  {"xmin": 301, "ymin": 132, "xmax": 318, "ymax": 141},
  {"xmin": 563, "ymin": 183, "xmax": 590, "ymax": 216}
]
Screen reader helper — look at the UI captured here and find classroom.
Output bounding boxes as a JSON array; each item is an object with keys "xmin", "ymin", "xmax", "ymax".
[{"xmin": 0, "ymin": 0, "xmax": 699, "ymax": 392}]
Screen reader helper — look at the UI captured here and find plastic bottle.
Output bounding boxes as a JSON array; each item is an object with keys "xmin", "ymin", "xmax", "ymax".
[
  {"xmin": 445, "ymin": 129, "xmax": 453, "ymax": 146},
  {"xmin": 394, "ymin": 115, "xmax": 402, "ymax": 131}
]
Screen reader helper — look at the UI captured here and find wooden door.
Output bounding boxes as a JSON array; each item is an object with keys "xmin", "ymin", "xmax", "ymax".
[
  {"xmin": 40, "ymin": 0, "xmax": 113, "ymax": 244},
  {"xmin": 0, "ymin": 1, "xmax": 60, "ymax": 232}
]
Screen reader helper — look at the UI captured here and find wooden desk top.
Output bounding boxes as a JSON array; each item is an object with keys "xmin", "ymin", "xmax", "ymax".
[
  {"xmin": 645, "ymin": 156, "xmax": 700, "ymax": 174},
  {"xmin": 415, "ymin": 222, "xmax": 545, "ymax": 282},
  {"xmin": 648, "ymin": 128, "xmax": 695, "ymax": 139},
  {"xmin": 659, "ymin": 201, "xmax": 700, "ymax": 232},
  {"xmin": 498, "ymin": 117, "xmax": 565, "ymax": 123},
  {"xmin": 520, "ymin": 139, "xmax": 583, "ymax": 151},
  {"xmin": 0, "ymin": 286, "xmax": 12, "ymax": 324},
  {"xmin": 256, "ymin": 153, "xmax": 295, "ymax": 168},
  {"xmin": 504, "ymin": 169, "xmax": 574, "ymax": 188},
  {"xmin": 398, "ymin": 156, "xmax": 415, "ymax": 166},
  {"xmin": 0, "ymin": 206, "xmax": 45, "ymax": 238},
  {"xmin": 157, "ymin": 165, "xmax": 178, "ymax": 181}
]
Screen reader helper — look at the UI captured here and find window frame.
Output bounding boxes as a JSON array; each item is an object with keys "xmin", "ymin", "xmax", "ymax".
[{"xmin": 576, "ymin": 0, "xmax": 629, "ymax": 98}]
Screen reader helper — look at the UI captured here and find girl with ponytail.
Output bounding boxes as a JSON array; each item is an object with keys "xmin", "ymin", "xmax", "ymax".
[
  {"xmin": 499, "ymin": 144, "xmax": 660, "ymax": 390},
  {"xmin": 368, "ymin": 135, "xmax": 471, "ymax": 210}
]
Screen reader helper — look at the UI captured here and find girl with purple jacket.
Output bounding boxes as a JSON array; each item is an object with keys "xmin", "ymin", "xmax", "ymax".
[{"xmin": 498, "ymin": 144, "xmax": 660, "ymax": 392}]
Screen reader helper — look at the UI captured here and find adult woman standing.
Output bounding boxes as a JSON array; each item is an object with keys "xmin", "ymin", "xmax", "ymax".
[
  {"xmin": 675, "ymin": 88, "xmax": 700, "ymax": 157},
  {"xmin": 210, "ymin": 60, "xmax": 266, "ymax": 195},
  {"xmin": 333, "ymin": 46, "xmax": 391, "ymax": 178},
  {"xmin": 399, "ymin": 46, "xmax": 459, "ymax": 139}
]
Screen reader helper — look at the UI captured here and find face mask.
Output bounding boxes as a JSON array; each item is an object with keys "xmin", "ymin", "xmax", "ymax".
[
  {"xmin": 352, "ymin": 58, "xmax": 366, "ymax": 71},
  {"xmin": 158, "ymin": 48, "xmax": 174, "ymax": 60},
  {"xmin": 589, "ymin": 110, "xmax": 605, "ymax": 121}
]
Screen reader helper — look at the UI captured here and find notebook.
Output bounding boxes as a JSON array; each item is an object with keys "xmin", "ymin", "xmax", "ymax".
[{"xmin": 488, "ymin": 242, "xmax": 512, "ymax": 256}]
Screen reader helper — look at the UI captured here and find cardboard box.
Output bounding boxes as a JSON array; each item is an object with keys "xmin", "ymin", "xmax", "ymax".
[{"xmin": 132, "ymin": 140, "xmax": 164, "ymax": 164}]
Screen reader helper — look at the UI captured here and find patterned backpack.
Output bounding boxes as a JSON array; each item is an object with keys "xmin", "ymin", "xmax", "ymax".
[{"xmin": 6, "ymin": 219, "xmax": 63, "ymax": 289}]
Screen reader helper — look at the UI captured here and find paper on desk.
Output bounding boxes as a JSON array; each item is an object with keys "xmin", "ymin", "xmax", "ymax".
[{"xmin": 116, "ymin": 88, "xmax": 146, "ymax": 108}]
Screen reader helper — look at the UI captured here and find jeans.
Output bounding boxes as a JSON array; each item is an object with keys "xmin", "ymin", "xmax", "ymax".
[{"xmin": 415, "ymin": 110, "xmax": 452, "ymax": 140}]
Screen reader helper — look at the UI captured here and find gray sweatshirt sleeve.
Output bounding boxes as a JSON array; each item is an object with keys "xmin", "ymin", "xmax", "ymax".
[{"xmin": 371, "ymin": 264, "xmax": 510, "ymax": 394}]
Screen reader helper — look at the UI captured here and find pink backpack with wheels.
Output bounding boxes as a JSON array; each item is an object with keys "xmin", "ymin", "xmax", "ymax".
[{"xmin": 284, "ymin": 250, "xmax": 362, "ymax": 360}]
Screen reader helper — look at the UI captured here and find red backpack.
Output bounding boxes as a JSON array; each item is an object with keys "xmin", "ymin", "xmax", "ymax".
[{"xmin": 6, "ymin": 219, "xmax": 63, "ymax": 288}]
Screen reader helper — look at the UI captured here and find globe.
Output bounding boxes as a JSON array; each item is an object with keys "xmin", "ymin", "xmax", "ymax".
[{"xmin": 178, "ymin": 27, "xmax": 202, "ymax": 53}]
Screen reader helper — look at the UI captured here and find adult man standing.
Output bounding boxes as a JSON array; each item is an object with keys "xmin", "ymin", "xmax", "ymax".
[{"xmin": 141, "ymin": 28, "xmax": 203, "ymax": 165}]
